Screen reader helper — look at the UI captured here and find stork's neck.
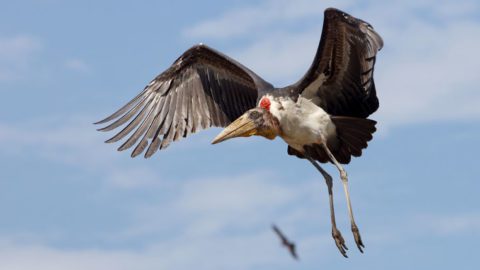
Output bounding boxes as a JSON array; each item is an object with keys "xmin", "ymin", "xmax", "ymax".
[
  {"xmin": 259, "ymin": 94, "xmax": 289, "ymax": 123},
  {"xmin": 257, "ymin": 95, "xmax": 282, "ymax": 138}
]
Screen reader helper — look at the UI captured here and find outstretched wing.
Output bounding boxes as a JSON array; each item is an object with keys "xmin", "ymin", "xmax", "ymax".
[
  {"xmin": 295, "ymin": 8, "xmax": 383, "ymax": 118},
  {"xmin": 95, "ymin": 44, "xmax": 272, "ymax": 158},
  {"xmin": 272, "ymin": 224, "xmax": 288, "ymax": 243}
]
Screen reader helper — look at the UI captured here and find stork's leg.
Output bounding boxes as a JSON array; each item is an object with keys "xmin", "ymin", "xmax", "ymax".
[
  {"xmin": 320, "ymin": 143, "xmax": 365, "ymax": 252},
  {"xmin": 305, "ymin": 155, "xmax": 348, "ymax": 258}
]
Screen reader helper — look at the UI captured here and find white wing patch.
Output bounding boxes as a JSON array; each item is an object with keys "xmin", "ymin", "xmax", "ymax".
[{"xmin": 301, "ymin": 73, "xmax": 326, "ymax": 104}]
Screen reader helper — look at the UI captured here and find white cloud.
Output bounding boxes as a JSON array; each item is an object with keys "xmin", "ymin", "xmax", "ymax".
[
  {"xmin": 0, "ymin": 35, "xmax": 41, "ymax": 81},
  {"xmin": 65, "ymin": 58, "xmax": 89, "ymax": 72},
  {"xmin": 371, "ymin": 7, "xmax": 480, "ymax": 127},
  {"xmin": 0, "ymin": 115, "xmax": 168, "ymax": 190},
  {"xmin": 105, "ymin": 166, "xmax": 163, "ymax": 189},
  {"xmin": 2, "ymin": 211, "xmax": 478, "ymax": 270},
  {"xmin": 176, "ymin": 172, "xmax": 295, "ymax": 214},
  {"xmin": 417, "ymin": 213, "xmax": 480, "ymax": 235},
  {"xmin": 234, "ymin": 29, "xmax": 320, "ymax": 85},
  {"xmin": 0, "ymin": 115, "xmax": 115, "ymax": 168},
  {"xmin": 0, "ymin": 231, "xmax": 286, "ymax": 270},
  {"xmin": 0, "ymin": 170, "xmax": 329, "ymax": 270},
  {"xmin": 120, "ymin": 171, "xmax": 325, "ymax": 239}
]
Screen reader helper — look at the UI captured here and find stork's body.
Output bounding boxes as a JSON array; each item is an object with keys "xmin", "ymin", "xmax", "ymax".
[
  {"xmin": 266, "ymin": 95, "xmax": 336, "ymax": 152},
  {"xmin": 96, "ymin": 8, "xmax": 383, "ymax": 257}
]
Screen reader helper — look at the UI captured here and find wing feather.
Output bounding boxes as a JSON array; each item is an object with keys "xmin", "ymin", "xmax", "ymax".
[
  {"xmin": 158, "ymin": 89, "xmax": 179, "ymax": 149},
  {"xmin": 97, "ymin": 91, "xmax": 152, "ymax": 132},
  {"xmin": 94, "ymin": 88, "xmax": 149, "ymax": 125},
  {"xmin": 295, "ymin": 8, "xmax": 383, "ymax": 118},
  {"xmin": 131, "ymin": 96, "xmax": 164, "ymax": 157},
  {"xmin": 105, "ymin": 95, "xmax": 155, "ymax": 144},
  {"xmin": 117, "ymin": 97, "xmax": 157, "ymax": 151},
  {"xmin": 97, "ymin": 44, "xmax": 271, "ymax": 157}
]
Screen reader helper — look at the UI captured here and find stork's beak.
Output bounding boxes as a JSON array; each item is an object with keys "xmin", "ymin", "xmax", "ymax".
[{"xmin": 211, "ymin": 113, "xmax": 259, "ymax": 144}]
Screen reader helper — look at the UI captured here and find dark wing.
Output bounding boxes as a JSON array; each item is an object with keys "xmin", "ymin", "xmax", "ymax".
[
  {"xmin": 272, "ymin": 224, "xmax": 288, "ymax": 243},
  {"xmin": 290, "ymin": 245, "xmax": 299, "ymax": 260},
  {"xmin": 294, "ymin": 8, "xmax": 383, "ymax": 118},
  {"xmin": 95, "ymin": 44, "xmax": 272, "ymax": 158}
]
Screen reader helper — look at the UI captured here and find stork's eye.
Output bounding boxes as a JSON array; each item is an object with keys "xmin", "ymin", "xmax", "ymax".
[{"xmin": 249, "ymin": 111, "xmax": 262, "ymax": 120}]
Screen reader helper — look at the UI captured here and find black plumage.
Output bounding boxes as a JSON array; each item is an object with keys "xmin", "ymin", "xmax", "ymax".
[{"xmin": 294, "ymin": 8, "xmax": 383, "ymax": 118}]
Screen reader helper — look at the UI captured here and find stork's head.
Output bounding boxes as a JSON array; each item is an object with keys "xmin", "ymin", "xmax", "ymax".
[{"xmin": 212, "ymin": 97, "xmax": 280, "ymax": 144}]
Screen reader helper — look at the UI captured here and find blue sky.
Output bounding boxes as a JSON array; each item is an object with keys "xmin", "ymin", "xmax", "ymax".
[{"xmin": 1, "ymin": 0, "xmax": 479, "ymax": 269}]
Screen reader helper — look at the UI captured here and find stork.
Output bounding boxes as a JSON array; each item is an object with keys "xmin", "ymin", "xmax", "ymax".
[{"xmin": 95, "ymin": 8, "xmax": 383, "ymax": 257}]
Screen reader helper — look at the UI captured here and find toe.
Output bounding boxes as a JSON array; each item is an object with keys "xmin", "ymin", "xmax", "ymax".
[
  {"xmin": 351, "ymin": 224, "xmax": 365, "ymax": 252},
  {"xmin": 332, "ymin": 229, "xmax": 348, "ymax": 258}
]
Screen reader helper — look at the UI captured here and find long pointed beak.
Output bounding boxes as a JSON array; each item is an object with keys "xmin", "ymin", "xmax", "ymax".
[{"xmin": 211, "ymin": 113, "xmax": 259, "ymax": 144}]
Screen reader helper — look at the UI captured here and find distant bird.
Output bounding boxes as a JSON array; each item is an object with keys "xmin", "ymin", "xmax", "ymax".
[
  {"xmin": 272, "ymin": 224, "xmax": 299, "ymax": 260},
  {"xmin": 96, "ymin": 8, "xmax": 383, "ymax": 257}
]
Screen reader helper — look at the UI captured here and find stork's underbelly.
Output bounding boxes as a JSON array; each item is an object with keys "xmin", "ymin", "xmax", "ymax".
[
  {"xmin": 280, "ymin": 123, "xmax": 333, "ymax": 152},
  {"xmin": 281, "ymin": 134, "xmax": 317, "ymax": 152}
]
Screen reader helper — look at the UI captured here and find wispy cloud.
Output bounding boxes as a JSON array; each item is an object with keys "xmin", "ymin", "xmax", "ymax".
[
  {"xmin": 176, "ymin": 172, "xmax": 295, "ymax": 215},
  {"xmin": 0, "ymin": 231, "xmax": 285, "ymax": 270},
  {"xmin": 105, "ymin": 166, "xmax": 163, "ymax": 189},
  {"xmin": 0, "ymin": 170, "xmax": 327, "ymax": 270},
  {"xmin": 0, "ymin": 115, "xmax": 114, "ymax": 168},
  {"xmin": 0, "ymin": 115, "xmax": 168, "ymax": 191},
  {"xmin": 371, "ymin": 2, "xmax": 480, "ymax": 127},
  {"xmin": 0, "ymin": 35, "xmax": 41, "ymax": 81},
  {"xmin": 417, "ymin": 213, "xmax": 480, "ymax": 235},
  {"xmin": 234, "ymin": 29, "xmax": 320, "ymax": 85},
  {"xmin": 65, "ymin": 58, "xmax": 89, "ymax": 73},
  {"xmin": 119, "ymin": 171, "xmax": 323, "ymax": 239}
]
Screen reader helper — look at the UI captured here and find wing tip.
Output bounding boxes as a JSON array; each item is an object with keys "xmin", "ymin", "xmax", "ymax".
[
  {"xmin": 93, "ymin": 117, "xmax": 113, "ymax": 126},
  {"xmin": 324, "ymin": 7, "xmax": 351, "ymax": 19},
  {"xmin": 96, "ymin": 126, "xmax": 110, "ymax": 132},
  {"xmin": 324, "ymin": 7, "xmax": 384, "ymax": 51},
  {"xmin": 324, "ymin": 7, "xmax": 341, "ymax": 14}
]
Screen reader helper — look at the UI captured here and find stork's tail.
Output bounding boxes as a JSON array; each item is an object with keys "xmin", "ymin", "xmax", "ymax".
[{"xmin": 330, "ymin": 116, "xmax": 377, "ymax": 164}]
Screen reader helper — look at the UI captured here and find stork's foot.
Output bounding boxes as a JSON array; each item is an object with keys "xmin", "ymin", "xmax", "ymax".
[
  {"xmin": 351, "ymin": 224, "xmax": 365, "ymax": 253},
  {"xmin": 332, "ymin": 228, "xmax": 348, "ymax": 258}
]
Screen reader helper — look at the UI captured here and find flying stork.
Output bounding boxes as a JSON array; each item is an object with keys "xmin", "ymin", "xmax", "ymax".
[
  {"xmin": 272, "ymin": 224, "xmax": 299, "ymax": 260},
  {"xmin": 95, "ymin": 8, "xmax": 383, "ymax": 257}
]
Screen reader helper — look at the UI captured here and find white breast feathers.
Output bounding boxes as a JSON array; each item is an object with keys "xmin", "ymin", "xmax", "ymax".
[{"xmin": 269, "ymin": 96, "xmax": 337, "ymax": 152}]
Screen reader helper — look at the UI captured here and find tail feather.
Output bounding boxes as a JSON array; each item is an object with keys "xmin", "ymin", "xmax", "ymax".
[
  {"xmin": 337, "ymin": 144, "xmax": 352, "ymax": 164},
  {"xmin": 331, "ymin": 116, "xmax": 376, "ymax": 163},
  {"xmin": 341, "ymin": 132, "xmax": 368, "ymax": 153},
  {"xmin": 286, "ymin": 116, "xmax": 376, "ymax": 165},
  {"xmin": 338, "ymin": 124, "xmax": 374, "ymax": 140}
]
